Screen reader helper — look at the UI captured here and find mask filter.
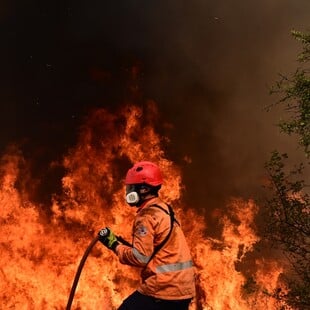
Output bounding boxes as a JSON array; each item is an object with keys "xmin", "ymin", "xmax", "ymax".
[{"xmin": 126, "ymin": 191, "xmax": 140, "ymax": 205}]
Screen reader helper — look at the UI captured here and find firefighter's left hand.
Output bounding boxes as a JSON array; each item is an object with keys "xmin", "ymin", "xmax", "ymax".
[{"xmin": 98, "ymin": 227, "xmax": 119, "ymax": 251}]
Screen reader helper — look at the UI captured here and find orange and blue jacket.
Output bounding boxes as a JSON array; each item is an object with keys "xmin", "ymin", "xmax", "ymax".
[{"xmin": 116, "ymin": 197, "xmax": 196, "ymax": 300}]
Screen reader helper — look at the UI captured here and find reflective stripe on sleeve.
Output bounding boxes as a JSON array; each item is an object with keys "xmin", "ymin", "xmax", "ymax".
[
  {"xmin": 132, "ymin": 247, "xmax": 151, "ymax": 264},
  {"xmin": 156, "ymin": 260, "xmax": 193, "ymax": 273}
]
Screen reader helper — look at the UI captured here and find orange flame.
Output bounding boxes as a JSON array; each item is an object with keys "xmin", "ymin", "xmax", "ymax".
[{"xmin": 0, "ymin": 104, "xmax": 290, "ymax": 309}]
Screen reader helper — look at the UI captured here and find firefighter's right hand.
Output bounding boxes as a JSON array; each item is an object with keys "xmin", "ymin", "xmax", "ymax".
[{"xmin": 98, "ymin": 227, "xmax": 119, "ymax": 251}]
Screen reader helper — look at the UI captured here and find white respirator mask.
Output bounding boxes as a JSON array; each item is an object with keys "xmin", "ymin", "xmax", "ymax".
[
  {"xmin": 126, "ymin": 191, "xmax": 140, "ymax": 205},
  {"xmin": 125, "ymin": 184, "xmax": 142, "ymax": 206}
]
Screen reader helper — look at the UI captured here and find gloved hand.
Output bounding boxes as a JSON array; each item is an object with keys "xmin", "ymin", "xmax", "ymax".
[{"xmin": 98, "ymin": 227, "xmax": 119, "ymax": 251}]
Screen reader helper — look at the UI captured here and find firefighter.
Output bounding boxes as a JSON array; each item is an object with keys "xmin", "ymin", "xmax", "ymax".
[{"xmin": 98, "ymin": 161, "xmax": 196, "ymax": 310}]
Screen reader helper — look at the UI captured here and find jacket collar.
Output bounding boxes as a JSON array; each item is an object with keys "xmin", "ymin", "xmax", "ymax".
[{"xmin": 137, "ymin": 197, "xmax": 161, "ymax": 212}]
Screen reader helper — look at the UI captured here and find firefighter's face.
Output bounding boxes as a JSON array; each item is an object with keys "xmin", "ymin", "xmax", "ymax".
[
  {"xmin": 125, "ymin": 184, "xmax": 150, "ymax": 206},
  {"xmin": 125, "ymin": 184, "xmax": 140, "ymax": 206}
]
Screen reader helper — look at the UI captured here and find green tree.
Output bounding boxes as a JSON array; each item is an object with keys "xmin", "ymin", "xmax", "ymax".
[
  {"xmin": 265, "ymin": 31, "xmax": 310, "ymax": 309},
  {"xmin": 269, "ymin": 31, "xmax": 310, "ymax": 158}
]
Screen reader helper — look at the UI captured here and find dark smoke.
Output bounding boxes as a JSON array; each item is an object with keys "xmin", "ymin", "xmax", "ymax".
[{"xmin": 0, "ymin": 0, "xmax": 309, "ymax": 226}]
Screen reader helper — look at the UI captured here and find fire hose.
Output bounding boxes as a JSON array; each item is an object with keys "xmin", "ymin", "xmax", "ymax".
[{"xmin": 66, "ymin": 230, "xmax": 131, "ymax": 310}]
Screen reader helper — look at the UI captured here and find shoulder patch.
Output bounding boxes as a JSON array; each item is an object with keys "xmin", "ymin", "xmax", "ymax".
[{"xmin": 136, "ymin": 224, "xmax": 148, "ymax": 237}]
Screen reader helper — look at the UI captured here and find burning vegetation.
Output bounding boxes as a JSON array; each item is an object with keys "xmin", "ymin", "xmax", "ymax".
[{"xmin": 0, "ymin": 104, "xmax": 291, "ymax": 309}]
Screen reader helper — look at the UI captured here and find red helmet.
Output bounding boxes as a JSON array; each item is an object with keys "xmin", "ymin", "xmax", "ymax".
[{"xmin": 125, "ymin": 161, "xmax": 163, "ymax": 186}]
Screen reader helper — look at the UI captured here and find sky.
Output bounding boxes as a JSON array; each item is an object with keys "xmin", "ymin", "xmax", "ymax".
[{"xmin": 1, "ymin": 0, "xmax": 310, "ymax": 220}]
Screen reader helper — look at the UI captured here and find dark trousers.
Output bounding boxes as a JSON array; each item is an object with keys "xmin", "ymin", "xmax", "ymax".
[{"xmin": 118, "ymin": 291, "xmax": 192, "ymax": 310}]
